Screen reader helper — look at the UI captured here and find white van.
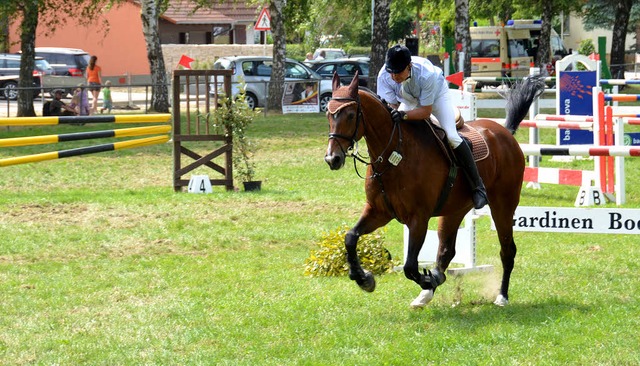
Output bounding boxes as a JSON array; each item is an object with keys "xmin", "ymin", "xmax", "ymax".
[{"xmin": 470, "ymin": 19, "xmax": 568, "ymax": 79}]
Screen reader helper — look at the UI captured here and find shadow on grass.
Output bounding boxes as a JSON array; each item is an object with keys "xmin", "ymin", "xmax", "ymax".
[{"xmin": 423, "ymin": 296, "xmax": 591, "ymax": 327}]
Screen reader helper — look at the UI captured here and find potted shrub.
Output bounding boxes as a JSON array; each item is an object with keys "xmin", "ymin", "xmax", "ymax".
[{"xmin": 211, "ymin": 86, "xmax": 261, "ymax": 191}]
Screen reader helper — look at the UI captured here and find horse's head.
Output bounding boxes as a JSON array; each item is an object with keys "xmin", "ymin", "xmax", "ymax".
[{"xmin": 324, "ymin": 72, "xmax": 362, "ymax": 170}]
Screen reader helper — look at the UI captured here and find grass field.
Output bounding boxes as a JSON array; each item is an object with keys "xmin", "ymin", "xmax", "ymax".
[{"xmin": 1, "ymin": 107, "xmax": 640, "ymax": 365}]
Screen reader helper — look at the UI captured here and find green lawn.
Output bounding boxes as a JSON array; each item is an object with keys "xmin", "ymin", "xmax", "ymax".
[{"xmin": 1, "ymin": 110, "xmax": 639, "ymax": 365}]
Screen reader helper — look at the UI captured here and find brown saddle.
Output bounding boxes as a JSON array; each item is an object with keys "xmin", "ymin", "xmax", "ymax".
[{"xmin": 429, "ymin": 108, "xmax": 489, "ymax": 162}]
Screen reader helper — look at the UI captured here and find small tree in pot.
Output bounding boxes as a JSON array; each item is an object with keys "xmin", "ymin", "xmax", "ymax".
[{"xmin": 211, "ymin": 86, "xmax": 261, "ymax": 191}]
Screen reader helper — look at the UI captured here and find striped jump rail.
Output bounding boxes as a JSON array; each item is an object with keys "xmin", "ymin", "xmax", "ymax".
[
  {"xmin": 524, "ymin": 167, "xmax": 591, "ymax": 186},
  {"xmin": 604, "ymin": 94, "xmax": 640, "ymax": 102},
  {"xmin": 600, "ymin": 79, "xmax": 640, "ymax": 86},
  {"xmin": 493, "ymin": 118, "xmax": 594, "ymax": 130},
  {"xmin": 0, "ymin": 114, "xmax": 172, "ymax": 126},
  {"xmin": 0, "ymin": 125, "xmax": 171, "ymax": 147},
  {"xmin": 534, "ymin": 114, "xmax": 595, "ymax": 122},
  {"xmin": 520, "ymin": 120, "xmax": 594, "ymax": 130},
  {"xmin": 0, "ymin": 135, "xmax": 170, "ymax": 167},
  {"xmin": 468, "ymin": 76, "xmax": 555, "ymax": 83},
  {"xmin": 520, "ymin": 144, "xmax": 640, "ymax": 157}
]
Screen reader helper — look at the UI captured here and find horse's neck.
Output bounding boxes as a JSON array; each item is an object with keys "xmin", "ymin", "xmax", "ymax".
[
  {"xmin": 361, "ymin": 102, "xmax": 439, "ymax": 162},
  {"xmin": 360, "ymin": 96, "xmax": 396, "ymax": 156}
]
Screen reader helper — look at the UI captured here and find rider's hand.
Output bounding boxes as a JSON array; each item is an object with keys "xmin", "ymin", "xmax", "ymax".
[{"xmin": 390, "ymin": 109, "xmax": 406, "ymax": 123}]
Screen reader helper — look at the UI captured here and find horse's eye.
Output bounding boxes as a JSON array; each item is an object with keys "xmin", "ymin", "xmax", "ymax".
[{"xmin": 332, "ymin": 111, "xmax": 340, "ymax": 119}]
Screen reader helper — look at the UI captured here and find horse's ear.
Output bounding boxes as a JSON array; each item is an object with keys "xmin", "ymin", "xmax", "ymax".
[
  {"xmin": 348, "ymin": 70, "xmax": 359, "ymax": 97},
  {"xmin": 332, "ymin": 72, "xmax": 341, "ymax": 91}
]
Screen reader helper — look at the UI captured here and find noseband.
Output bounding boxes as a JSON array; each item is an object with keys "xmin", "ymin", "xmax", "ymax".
[{"xmin": 327, "ymin": 95, "xmax": 364, "ymax": 156}]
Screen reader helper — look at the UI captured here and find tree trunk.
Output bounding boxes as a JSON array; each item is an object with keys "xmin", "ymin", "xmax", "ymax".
[
  {"xmin": 454, "ymin": 0, "xmax": 470, "ymax": 76},
  {"xmin": 535, "ymin": 1, "xmax": 553, "ymax": 73},
  {"xmin": 140, "ymin": 0, "xmax": 169, "ymax": 113},
  {"xmin": 17, "ymin": 2, "xmax": 38, "ymax": 117},
  {"xmin": 267, "ymin": 0, "xmax": 285, "ymax": 112},
  {"xmin": 370, "ymin": 0, "xmax": 390, "ymax": 92},
  {"xmin": 610, "ymin": 0, "xmax": 632, "ymax": 79}
]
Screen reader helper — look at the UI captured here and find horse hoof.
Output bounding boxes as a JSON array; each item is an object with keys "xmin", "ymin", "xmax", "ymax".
[
  {"xmin": 410, "ymin": 289, "xmax": 434, "ymax": 309},
  {"xmin": 494, "ymin": 294, "xmax": 509, "ymax": 307},
  {"xmin": 358, "ymin": 271, "xmax": 376, "ymax": 292}
]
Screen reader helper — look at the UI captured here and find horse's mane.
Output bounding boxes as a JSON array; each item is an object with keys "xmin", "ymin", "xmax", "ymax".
[{"xmin": 357, "ymin": 86, "xmax": 438, "ymax": 148}]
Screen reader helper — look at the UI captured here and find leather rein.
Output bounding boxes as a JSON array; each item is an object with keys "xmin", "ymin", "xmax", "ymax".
[{"xmin": 328, "ymin": 94, "xmax": 403, "ymax": 220}]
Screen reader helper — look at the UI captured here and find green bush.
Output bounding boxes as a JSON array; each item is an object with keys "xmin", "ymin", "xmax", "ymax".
[
  {"xmin": 577, "ymin": 39, "xmax": 596, "ymax": 56},
  {"xmin": 286, "ymin": 44, "xmax": 308, "ymax": 61},
  {"xmin": 304, "ymin": 225, "xmax": 398, "ymax": 277}
]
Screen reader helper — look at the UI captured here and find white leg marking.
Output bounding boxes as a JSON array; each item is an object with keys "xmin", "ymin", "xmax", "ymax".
[
  {"xmin": 494, "ymin": 294, "xmax": 509, "ymax": 306},
  {"xmin": 410, "ymin": 289, "xmax": 434, "ymax": 309}
]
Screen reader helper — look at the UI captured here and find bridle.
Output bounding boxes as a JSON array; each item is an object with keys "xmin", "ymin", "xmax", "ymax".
[
  {"xmin": 327, "ymin": 95, "xmax": 364, "ymax": 161},
  {"xmin": 327, "ymin": 92, "xmax": 403, "ymax": 179},
  {"xmin": 327, "ymin": 90, "xmax": 404, "ymax": 220}
]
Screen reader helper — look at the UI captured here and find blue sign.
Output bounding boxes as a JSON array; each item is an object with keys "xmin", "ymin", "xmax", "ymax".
[
  {"xmin": 559, "ymin": 71, "xmax": 597, "ymax": 145},
  {"xmin": 624, "ymin": 132, "xmax": 640, "ymax": 146}
]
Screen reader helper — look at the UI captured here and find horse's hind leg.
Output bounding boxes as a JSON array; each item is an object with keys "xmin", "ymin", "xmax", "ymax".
[
  {"xmin": 346, "ymin": 204, "xmax": 392, "ymax": 292},
  {"xmin": 490, "ymin": 205, "xmax": 518, "ymax": 306}
]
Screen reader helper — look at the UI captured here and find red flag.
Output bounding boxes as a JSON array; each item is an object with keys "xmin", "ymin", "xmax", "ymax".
[
  {"xmin": 446, "ymin": 72, "xmax": 464, "ymax": 88},
  {"xmin": 178, "ymin": 54, "xmax": 195, "ymax": 69}
]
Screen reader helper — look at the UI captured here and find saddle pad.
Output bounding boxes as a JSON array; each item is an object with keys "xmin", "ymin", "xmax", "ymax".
[{"xmin": 459, "ymin": 124, "xmax": 489, "ymax": 162}]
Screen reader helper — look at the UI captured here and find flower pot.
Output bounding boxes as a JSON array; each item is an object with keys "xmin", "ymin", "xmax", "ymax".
[{"xmin": 243, "ymin": 180, "xmax": 262, "ymax": 192}]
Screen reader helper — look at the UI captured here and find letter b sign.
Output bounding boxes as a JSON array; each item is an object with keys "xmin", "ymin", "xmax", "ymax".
[{"xmin": 575, "ymin": 186, "xmax": 605, "ymax": 207}]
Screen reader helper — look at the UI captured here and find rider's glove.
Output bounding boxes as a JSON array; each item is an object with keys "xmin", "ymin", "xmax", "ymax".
[{"xmin": 390, "ymin": 109, "xmax": 406, "ymax": 123}]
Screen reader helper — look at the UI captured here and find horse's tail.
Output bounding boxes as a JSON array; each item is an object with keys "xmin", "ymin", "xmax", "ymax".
[{"xmin": 503, "ymin": 75, "xmax": 547, "ymax": 135}]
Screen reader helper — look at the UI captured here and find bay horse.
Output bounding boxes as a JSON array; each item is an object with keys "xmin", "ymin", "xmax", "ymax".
[{"xmin": 324, "ymin": 72, "xmax": 546, "ymax": 308}]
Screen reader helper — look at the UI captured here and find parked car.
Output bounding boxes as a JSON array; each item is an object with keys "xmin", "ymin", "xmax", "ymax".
[
  {"xmin": 307, "ymin": 57, "xmax": 371, "ymax": 111},
  {"xmin": 34, "ymin": 47, "xmax": 91, "ymax": 96},
  {"xmin": 308, "ymin": 57, "xmax": 370, "ymax": 87},
  {"xmin": 0, "ymin": 53, "xmax": 51, "ymax": 100},
  {"xmin": 210, "ymin": 56, "xmax": 331, "ymax": 110},
  {"xmin": 312, "ymin": 48, "xmax": 347, "ymax": 60}
]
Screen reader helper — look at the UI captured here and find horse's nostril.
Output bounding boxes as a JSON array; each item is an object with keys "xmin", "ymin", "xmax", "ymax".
[{"xmin": 324, "ymin": 154, "xmax": 342, "ymax": 170}]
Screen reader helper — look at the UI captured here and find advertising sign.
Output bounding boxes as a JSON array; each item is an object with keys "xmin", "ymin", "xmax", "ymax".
[
  {"xmin": 282, "ymin": 81, "xmax": 319, "ymax": 113},
  {"xmin": 558, "ymin": 71, "xmax": 597, "ymax": 145},
  {"xmin": 511, "ymin": 206, "xmax": 640, "ymax": 234}
]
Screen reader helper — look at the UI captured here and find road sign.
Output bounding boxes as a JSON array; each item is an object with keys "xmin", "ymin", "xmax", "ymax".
[{"xmin": 254, "ymin": 7, "xmax": 271, "ymax": 31}]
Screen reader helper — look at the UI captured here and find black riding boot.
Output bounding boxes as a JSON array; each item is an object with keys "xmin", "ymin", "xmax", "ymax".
[{"xmin": 454, "ymin": 140, "xmax": 488, "ymax": 209}]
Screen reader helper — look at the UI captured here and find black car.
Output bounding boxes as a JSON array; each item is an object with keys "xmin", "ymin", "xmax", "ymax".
[
  {"xmin": 307, "ymin": 57, "xmax": 370, "ymax": 87},
  {"xmin": 307, "ymin": 58, "xmax": 370, "ymax": 111}
]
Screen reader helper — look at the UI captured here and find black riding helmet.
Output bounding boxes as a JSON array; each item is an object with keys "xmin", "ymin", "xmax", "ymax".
[{"xmin": 385, "ymin": 45, "xmax": 412, "ymax": 74}]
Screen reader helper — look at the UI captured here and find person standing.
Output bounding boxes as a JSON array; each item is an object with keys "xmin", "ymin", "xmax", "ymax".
[
  {"xmin": 86, "ymin": 55, "xmax": 102, "ymax": 114},
  {"xmin": 100, "ymin": 80, "xmax": 113, "ymax": 114},
  {"xmin": 377, "ymin": 44, "xmax": 488, "ymax": 209}
]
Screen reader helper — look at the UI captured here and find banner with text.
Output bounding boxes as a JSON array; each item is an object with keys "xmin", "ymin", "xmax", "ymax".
[{"xmin": 509, "ymin": 206, "xmax": 640, "ymax": 234}]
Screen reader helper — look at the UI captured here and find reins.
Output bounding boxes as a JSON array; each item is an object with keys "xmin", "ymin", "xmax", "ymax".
[
  {"xmin": 328, "ymin": 92, "xmax": 404, "ymax": 220},
  {"xmin": 328, "ymin": 93, "xmax": 404, "ymax": 180}
]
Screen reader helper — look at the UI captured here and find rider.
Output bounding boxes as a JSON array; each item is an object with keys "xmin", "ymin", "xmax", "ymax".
[{"xmin": 377, "ymin": 44, "xmax": 488, "ymax": 209}]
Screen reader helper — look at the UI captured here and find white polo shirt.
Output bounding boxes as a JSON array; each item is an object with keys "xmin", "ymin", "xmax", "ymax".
[{"xmin": 377, "ymin": 56, "xmax": 448, "ymax": 110}]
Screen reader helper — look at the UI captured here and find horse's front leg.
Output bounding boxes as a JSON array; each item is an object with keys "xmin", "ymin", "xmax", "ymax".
[
  {"xmin": 346, "ymin": 204, "xmax": 391, "ymax": 292},
  {"xmin": 404, "ymin": 219, "xmax": 447, "ymax": 309}
]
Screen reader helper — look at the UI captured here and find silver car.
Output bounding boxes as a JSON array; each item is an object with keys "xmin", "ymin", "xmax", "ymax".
[{"xmin": 211, "ymin": 56, "xmax": 331, "ymax": 110}]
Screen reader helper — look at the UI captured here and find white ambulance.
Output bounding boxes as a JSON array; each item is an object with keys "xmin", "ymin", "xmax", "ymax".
[{"xmin": 470, "ymin": 19, "xmax": 568, "ymax": 80}]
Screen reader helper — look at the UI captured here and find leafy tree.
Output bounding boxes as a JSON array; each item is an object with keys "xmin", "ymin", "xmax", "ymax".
[
  {"xmin": 140, "ymin": 0, "xmax": 170, "ymax": 113},
  {"xmin": 267, "ymin": 0, "xmax": 285, "ymax": 111},
  {"xmin": 582, "ymin": 0, "xmax": 639, "ymax": 78},
  {"xmin": 370, "ymin": 0, "xmax": 391, "ymax": 91},
  {"xmin": 455, "ymin": 0, "xmax": 471, "ymax": 76},
  {"xmin": 0, "ymin": 0, "xmax": 109, "ymax": 117}
]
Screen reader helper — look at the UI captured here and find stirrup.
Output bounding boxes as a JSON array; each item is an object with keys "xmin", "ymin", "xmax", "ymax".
[{"xmin": 472, "ymin": 188, "xmax": 488, "ymax": 209}]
